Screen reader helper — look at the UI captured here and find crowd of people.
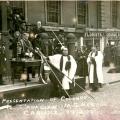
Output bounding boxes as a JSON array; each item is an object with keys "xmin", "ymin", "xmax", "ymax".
[
  {"xmin": 8, "ymin": 20, "xmax": 104, "ymax": 98},
  {"xmin": 41, "ymin": 45, "xmax": 104, "ymax": 97},
  {"xmin": 1, "ymin": 8, "xmax": 120, "ymax": 98},
  {"xmin": 6, "ymin": 12, "xmax": 104, "ymax": 97}
]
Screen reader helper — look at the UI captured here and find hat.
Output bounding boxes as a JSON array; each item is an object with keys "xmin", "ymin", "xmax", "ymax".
[
  {"xmin": 61, "ymin": 46, "xmax": 68, "ymax": 51},
  {"xmin": 37, "ymin": 21, "xmax": 41, "ymax": 24}
]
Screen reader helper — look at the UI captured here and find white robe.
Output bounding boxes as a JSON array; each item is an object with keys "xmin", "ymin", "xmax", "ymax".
[
  {"xmin": 87, "ymin": 51, "xmax": 104, "ymax": 83},
  {"xmin": 49, "ymin": 54, "xmax": 77, "ymax": 90}
]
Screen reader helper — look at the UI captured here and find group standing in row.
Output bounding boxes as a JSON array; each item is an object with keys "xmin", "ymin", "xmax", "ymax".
[{"xmin": 8, "ymin": 20, "xmax": 104, "ymax": 97}]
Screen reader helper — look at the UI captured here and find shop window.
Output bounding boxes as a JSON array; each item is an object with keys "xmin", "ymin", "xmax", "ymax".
[
  {"xmin": 47, "ymin": 1, "xmax": 61, "ymax": 23},
  {"xmin": 77, "ymin": 1, "xmax": 87, "ymax": 25}
]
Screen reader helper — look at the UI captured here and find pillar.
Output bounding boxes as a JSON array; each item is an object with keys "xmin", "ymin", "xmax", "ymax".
[
  {"xmin": 1, "ymin": 2, "xmax": 10, "ymax": 76},
  {"xmin": 66, "ymin": 33, "xmax": 76, "ymax": 57}
]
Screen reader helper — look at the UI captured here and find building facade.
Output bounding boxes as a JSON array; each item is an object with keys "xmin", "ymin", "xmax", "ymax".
[
  {"xmin": 0, "ymin": 0, "xmax": 120, "ymax": 77},
  {"xmin": 13, "ymin": 1, "xmax": 120, "ymax": 50},
  {"xmin": 1, "ymin": 1, "xmax": 120, "ymax": 50}
]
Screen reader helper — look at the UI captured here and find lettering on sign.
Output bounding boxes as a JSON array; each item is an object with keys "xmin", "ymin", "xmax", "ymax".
[
  {"xmin": 106, "ymin": 32, "xmax": 120, "ymax": 38},
  {"xmin": 85, "ymin": 32, "xmax": 120, "ymax": 39},
  {"xmin": 85, "ymin": 32, "xmax": 103, "ymax": 37}
]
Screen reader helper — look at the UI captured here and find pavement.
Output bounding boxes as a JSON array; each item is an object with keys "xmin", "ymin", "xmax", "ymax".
[
  {"xmin": 0, "ymin": 67, "xmax": 120, "ymax": 119},
  {"xmin": 0, "ymin": 66, "xmax": 118, "ymax": 106},
  {"xmin": 103, "ymin": 66, "xmax": 120, "ymax": 84},
  {"xmin": 0, "ymin": 79, "xmax": 120, "ymax": 120},
  {"xmin": 0, "ymin": 66, "xmax": 120, "ymax": 94}
]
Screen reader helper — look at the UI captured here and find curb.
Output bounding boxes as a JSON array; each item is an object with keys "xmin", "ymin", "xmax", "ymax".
[{"xmin": 107, "ymin": 80, "xmax": 120, "ymax": 85}]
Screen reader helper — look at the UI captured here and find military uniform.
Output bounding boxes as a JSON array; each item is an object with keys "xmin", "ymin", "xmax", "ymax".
[
  {"xmin": 17, "ymin": 37, "xmax": 33, "ymax": 58},
  {"xmin": 17, "ymin": 34, "xmax": 33, "ymax": 81}
]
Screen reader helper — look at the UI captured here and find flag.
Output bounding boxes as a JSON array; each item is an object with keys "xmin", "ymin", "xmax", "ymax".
[{"xmin": 47, "ymin": 61, "xmax": 64, "ymax": 88}]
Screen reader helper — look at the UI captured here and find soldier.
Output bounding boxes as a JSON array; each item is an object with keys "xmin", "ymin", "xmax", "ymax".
[
  {"xmin": 17, "ymin": 32, "xmax": 33, "ymax": 59},
  {"xmin": 17, "ymin": 33, "xmax": 33, "ymax": 81}
]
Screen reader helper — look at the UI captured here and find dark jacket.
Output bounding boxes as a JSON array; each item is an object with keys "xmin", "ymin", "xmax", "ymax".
[{"xmin": 75, "ymin": 50, "xmax": 88, "ymax": 76}]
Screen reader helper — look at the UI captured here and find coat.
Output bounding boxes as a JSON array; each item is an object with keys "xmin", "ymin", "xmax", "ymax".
[
  {"xmin": 75, "ymin": 50, "xmax": 88, "ymax": 77},
  {"xmin": 49, "ymin": 54, "xmax": 77, "ymax": 90},
  {"xmin": 17, "ymin": 38, "xmax": 33, "ymax": 58},
  {"xmin": 87, "ymin": 51, "xmax": 104, "ymax": 84},
  {"xmin": 104, "ymin": 46, "xmax": 113, "ymax": 63}
]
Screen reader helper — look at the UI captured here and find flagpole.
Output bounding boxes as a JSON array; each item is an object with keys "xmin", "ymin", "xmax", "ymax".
[
  {"xmin": 51, "ymin": 30, "xmax": 63, "ymax": 47},
  {"xmin": 80, "ymin": 37, "xmax": 84, "ymax": 47}
]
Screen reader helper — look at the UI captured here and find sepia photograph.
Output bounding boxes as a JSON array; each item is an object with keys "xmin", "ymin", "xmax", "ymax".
[{"xmin": 0, "ymin": 0, "xmax": 120, "ymax": 119}]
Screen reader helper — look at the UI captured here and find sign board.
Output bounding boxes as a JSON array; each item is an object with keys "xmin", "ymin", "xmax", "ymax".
[
  {"xmin": 85, "ymin": 31, "xmax": 120, "ymax": 39},
  {"xmin": 85, "ymin": 32, "xmax": 103, "ymax": 37},
  {"xmin": 43, "ymin": 26, "xmax": 75, "ymax": 32},
  {"xmin": 106, "ymin": 32, "xmax": 120, "ymax": 39}
]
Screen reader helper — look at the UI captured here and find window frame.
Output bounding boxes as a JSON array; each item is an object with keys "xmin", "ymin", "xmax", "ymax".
[
  {"xmin": 76, "ymin": 1, "xmax": 87, "ymax": 26},
  {"xmin": 112, "ymin": 1, "xmax": 117, "ymax": 28},
  {"xmin": 46, "ymin": 0, "xmax": 61, "ymax": 25},
  {"xmin": 97, "ymin": 1, "xmax": 102, "ymax": 28}
]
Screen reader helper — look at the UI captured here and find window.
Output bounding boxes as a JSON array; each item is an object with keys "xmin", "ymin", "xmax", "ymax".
[
  {"xmin": 7, "ymin": 1, "xmax": 25, "ymax": 31},
  {"xmin": 77, "ymin": 1, "xmax": 87, "ymax": 25},
  {"xmin": 112, "ymin": 1, "xmax": 117, "ymax": 27},
  {"xmin": 0, "ymin": 3, "xmax": 2, "ymax": 32},
  {"xmin": 47, "ymin": 1, "xmax": 61, "ymax": 23},
  {"xmin": 97, "ymin": 1, "xmax": 101, "ymax": 28},
  {"xmin": 9, "ymin": 1, "xmax": 25, "ymax": 19}
]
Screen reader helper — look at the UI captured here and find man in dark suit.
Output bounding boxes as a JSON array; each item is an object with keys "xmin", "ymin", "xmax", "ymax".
[
  {"xmin": 75, "ymin": 46, "xmax": 89, "ymax": 89},
  {"xmin": 17, "ymin": 33, "xmax": 33, "ymax": 81},
  {"xmin": 17, "ymin": 32, "xmax": 33, "ymax": 58}
]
